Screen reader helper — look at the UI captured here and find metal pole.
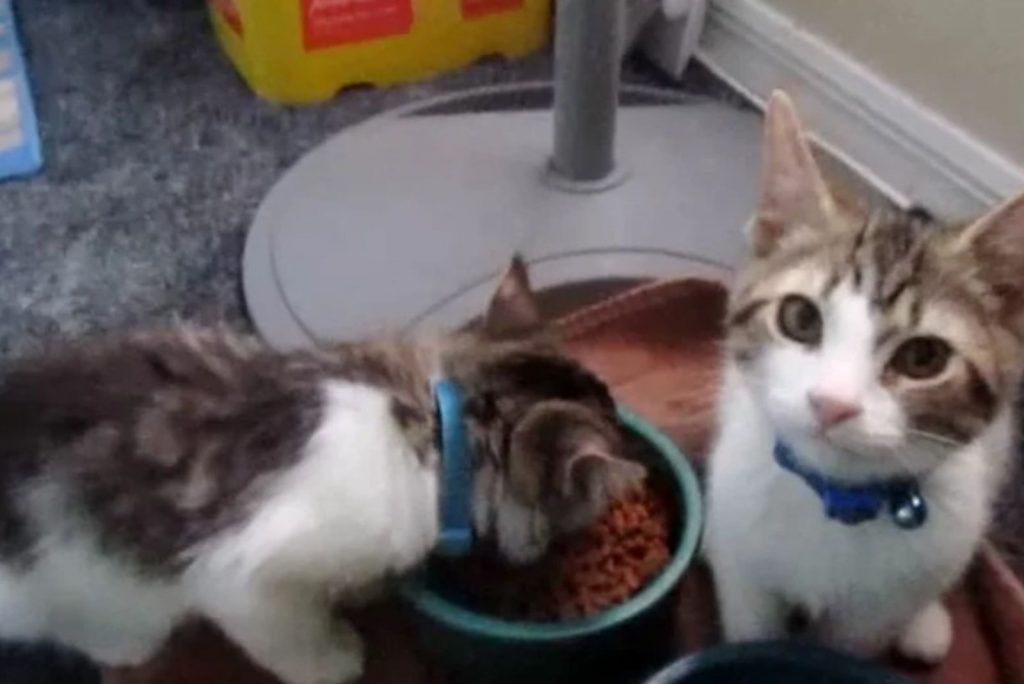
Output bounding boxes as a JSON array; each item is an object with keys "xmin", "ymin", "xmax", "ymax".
[{"xmin": 549, "ymin": 0, "xmax": 624, "ymax": 189}]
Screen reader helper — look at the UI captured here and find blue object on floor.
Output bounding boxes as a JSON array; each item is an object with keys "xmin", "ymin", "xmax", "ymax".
[{"xmin": 0, "ymin": 0, "xmax": 42, "ymax": 180}]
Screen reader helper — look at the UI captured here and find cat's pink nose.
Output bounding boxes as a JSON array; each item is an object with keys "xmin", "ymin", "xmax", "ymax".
[{"xmin": 808, "ymin": 392, "xmax": 861, "ymax": 428}]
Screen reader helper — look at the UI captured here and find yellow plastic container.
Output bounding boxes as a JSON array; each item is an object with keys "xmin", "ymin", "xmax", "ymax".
[{"xmin": 208, "ymin": 0, "xmax": 551, "ymax": 104}]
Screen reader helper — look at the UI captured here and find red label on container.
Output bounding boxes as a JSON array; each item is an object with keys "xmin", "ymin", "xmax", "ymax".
[
  {"xmin": 461, "ymin": 0, "xmax": 523, "ymax": 19},
  {"xmin": 301, "ymin": 0, "xmax": 413, "ymax": 50},
  {"xmin": 211, "ymin": 0, "xmax": 243, "ymax": 34}
]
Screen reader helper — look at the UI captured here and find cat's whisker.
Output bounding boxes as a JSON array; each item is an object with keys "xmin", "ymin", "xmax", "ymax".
[
  {"xmin": 905, "ymin": 428, "xmax": 965, "ymax": 449},
  {"xmin": 869, "ymin": 443, "xmax": 923, "ymax": 478}
]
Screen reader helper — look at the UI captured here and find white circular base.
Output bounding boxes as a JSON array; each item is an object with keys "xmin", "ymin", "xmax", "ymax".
[{"xmin": 243, "ymin": 86, "xmax": 762, "ymax": 349}]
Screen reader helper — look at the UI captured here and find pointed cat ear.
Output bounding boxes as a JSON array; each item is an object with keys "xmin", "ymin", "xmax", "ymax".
[
  {"xmin": 508, "ymin": 400, "xmax": 646, "ymax": 506},
  {"xmin": 950, "ymin": 189, "xmax": 1024, "ymax": 324},
  {"xmin": 753, "ymin": 90, "xmax": 837, "ymax": 257},
  {"xmin": 560, "ymin": 447, "xmax": 647, "ymax": 507},
  {"xmin": 484, "ymin": 255, "xmax": 544, "ymax": 338}
]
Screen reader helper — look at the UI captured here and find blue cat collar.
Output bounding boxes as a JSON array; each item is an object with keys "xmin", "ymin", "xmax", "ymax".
[
  {"xmin": 774, "ymin": 441, "xmax": 927, "ymax": 529},
  {"xmin": 433, "ymin": 379, "xmax": 474, "ymax": 556}
]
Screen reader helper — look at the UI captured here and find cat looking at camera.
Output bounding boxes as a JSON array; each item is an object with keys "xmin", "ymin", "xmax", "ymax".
[{"xmin": 705, "ymin": 91, "xmax": 1024, "ymax": 664}]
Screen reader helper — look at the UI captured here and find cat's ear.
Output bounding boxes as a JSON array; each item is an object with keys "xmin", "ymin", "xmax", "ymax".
[
  {"xmin": 484, "ymin": 255, "xmax": 544, "ymax": 338},
  {"xmin": 753, "ymin": 90, "xmax": 837, "ymax": 257},
  {"xmin": 950, "ymin": 189, "xmax": 1024, "ymax": 325},
  {"xmin": 508, "ymin": 401, "xmax": 646, "ymax": 507},
  {"xmin": 560, "ymin": 446, "xmax": 647, "ymax": 508}
]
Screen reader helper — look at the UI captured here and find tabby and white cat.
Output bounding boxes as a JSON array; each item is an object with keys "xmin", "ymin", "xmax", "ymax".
[
  {"xmin": 0, "ymin": 259, "xmax": 644, "ymax": 684},
  {"xmin": 705, "ymin": 91, "xmax": 1024, "ymax": 663}
]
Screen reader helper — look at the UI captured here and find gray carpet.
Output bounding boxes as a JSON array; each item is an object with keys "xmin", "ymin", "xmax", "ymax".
[
  {"xmin": 2, "ymin": 0, "xmax": 539, "ymax": 356},
  {"xmin": 0, "ymin": 0, "xmax": 735, "ymax": 359},
  {"xmin": 0, "ymin": 2, "xmax": 1021, "ymax": 677}
]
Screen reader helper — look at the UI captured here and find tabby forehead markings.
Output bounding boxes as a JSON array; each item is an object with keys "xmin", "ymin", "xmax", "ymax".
[{"xmin": 736, "ymin": 183, "xmax": 1024, "ymax": 448}]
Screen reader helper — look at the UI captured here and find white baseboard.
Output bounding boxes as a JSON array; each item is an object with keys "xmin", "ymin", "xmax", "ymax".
[{"xmin": 696, "ymin": 0, "xmax": 1024, "ymax": 220}]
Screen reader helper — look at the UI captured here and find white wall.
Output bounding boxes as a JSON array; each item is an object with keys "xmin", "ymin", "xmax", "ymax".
[{"xmin": 765, "ymin": 0, "xmax": 1024, "ymax": 165}]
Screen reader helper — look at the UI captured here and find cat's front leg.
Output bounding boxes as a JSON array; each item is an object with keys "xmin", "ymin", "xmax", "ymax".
[
  {"xmin": 711, "ymin": 562, "xmax": 788, "ymax": 643},
  {"xmin": 895, "ymin": 601, "xmax": 953, "ymax": 665},
  {"xmin": 200, "ymin": 583, "xmax": 364, "ymax": 684}
]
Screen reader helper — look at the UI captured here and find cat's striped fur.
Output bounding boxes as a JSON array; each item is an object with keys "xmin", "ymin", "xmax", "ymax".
[
  {"xmin": 727, "ymin": 204, "xmax": 1023, "ymax": 447},
  {"xmin": 0, "ymin": 259, "xmax": 645, "ymax": 684},
  {"xmin": 705, "ymin": 91, "xmax": 1024, "ymax": 665}
]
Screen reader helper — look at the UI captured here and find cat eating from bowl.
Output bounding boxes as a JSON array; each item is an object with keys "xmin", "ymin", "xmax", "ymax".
[{"xmin": 0, "ymin": 257, "xmax": 644, "ymax": 684}]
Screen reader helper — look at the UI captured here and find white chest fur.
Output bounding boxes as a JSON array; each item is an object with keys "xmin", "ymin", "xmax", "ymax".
[
  {"xmin": 0, "ymin": 380, "xmax": 442, "ymax": 684},
  {"xmin": 193, "ymin": 380, "xmax": 441, "ymax": 589},
  {"xmin": 181, "ymin": 380, "xmax": 440, "ymax": 684},
  {"xmin": 704, "ymin": 364, "xmax": 1006, "ymax": 659}
]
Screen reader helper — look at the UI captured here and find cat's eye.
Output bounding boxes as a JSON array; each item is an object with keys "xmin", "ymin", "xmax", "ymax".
[
  {"xmin": 777, "ymin": 295, "xmax": 822, "ymax": 346},
  {"xmin": 890, "ymin": 336, "xmax": 952, "ymax": 380}
]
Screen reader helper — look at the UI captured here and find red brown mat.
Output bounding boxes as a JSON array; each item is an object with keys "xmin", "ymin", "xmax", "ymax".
[{"xmin": 106, "ymin": 278, "xmax": 1024, "ymax": 684}]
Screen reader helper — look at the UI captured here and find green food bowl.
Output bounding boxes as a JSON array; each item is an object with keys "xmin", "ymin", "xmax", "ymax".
[{"xmin": 400, "ymin": 406, "xmax": 703, "ymax": 684}]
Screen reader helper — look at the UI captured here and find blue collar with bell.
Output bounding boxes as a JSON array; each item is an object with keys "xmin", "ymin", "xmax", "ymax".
[
  {"xmin": 433, "ymin": 379, "xmax": 474, "ymax": 557},
  {"xmin": 773, "ymin": 441, "xmax": 928, "ymax": 530}
]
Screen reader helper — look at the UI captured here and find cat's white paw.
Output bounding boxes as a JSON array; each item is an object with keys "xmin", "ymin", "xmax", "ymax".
[
  {"xmin": 86, "ymin": 637, "xmax": 162, "ymax": 668},
  {"xmin": 261, "ymin": 620, "xmax": 365, "ymax": 684},
  {"xmin": 896, "ymin": 602, "xmax": 952, "ymax": 665},
  {"xmin": 270, "ymin": 642, "xmax": 364, "ymax": 684}
]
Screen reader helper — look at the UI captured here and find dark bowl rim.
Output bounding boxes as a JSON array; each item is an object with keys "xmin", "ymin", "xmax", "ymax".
[
  {"xmin": 398, "ymin": 404, "xmax": 704, "ymax": 642},
  {"xmin": 643, "ymin": 642, "xmax": 908, "ymax": 684}
]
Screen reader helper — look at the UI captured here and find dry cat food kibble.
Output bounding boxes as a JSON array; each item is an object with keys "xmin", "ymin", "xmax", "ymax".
[{"xmin": 443, "ymin": 485, "xmax": 673, "ymax": 621}]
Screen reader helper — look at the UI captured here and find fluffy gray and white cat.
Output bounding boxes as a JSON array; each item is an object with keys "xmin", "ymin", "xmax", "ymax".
[
  {"xmin": 705, "ymin": 91, "xmax": 1024, "ymax": 664},
  {"xmin": 0, "ymin": 258, "xmax": 644, "ymax": 684}
]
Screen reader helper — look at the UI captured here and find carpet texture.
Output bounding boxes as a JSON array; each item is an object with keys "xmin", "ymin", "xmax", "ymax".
[{"xmin": 0, "ymin": 0, "xmax": 732, "ymax": 359}]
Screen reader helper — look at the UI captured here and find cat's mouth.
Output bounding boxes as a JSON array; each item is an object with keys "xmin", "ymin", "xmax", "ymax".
[
  {"xmin": 807, "ymin": 431, "xmax": 947, "ymax": 482},
  {"xmin": 814, "ymin": 422, "xmax": 903, "ymax": 459},
  {"xmin": 812, "ymin": 427, "xmax": 877, "ymax": 457}
]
